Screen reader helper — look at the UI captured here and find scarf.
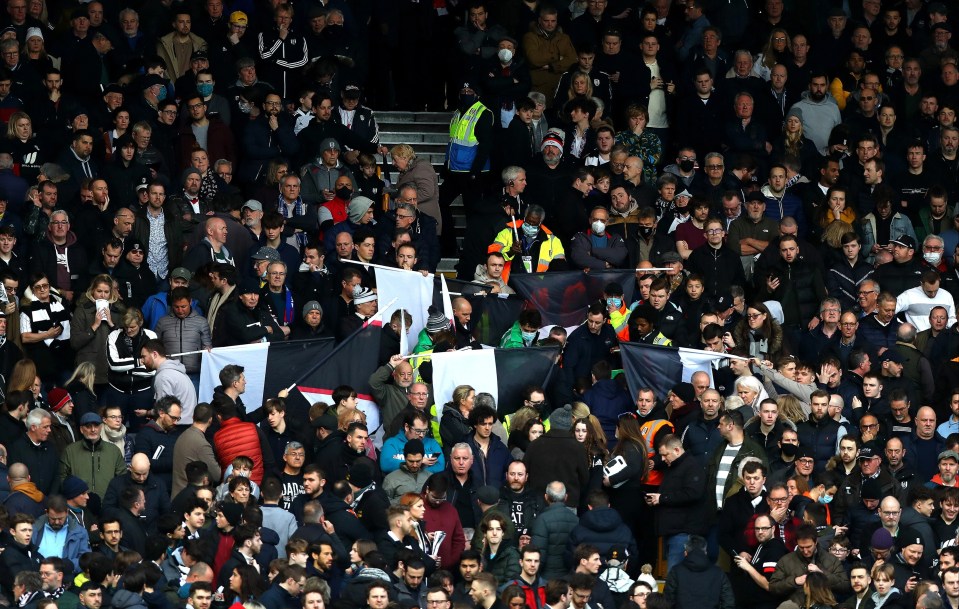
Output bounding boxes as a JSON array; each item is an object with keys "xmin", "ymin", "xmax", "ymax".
[
  {"xmin": 11, "ymin": 480, "xmax": 44, "ymax": 502},
  {"xmin": 199, "ymin": 169, "xmax": 218, "ymax": 203},
  {"xmin": 277, "ymin": 194, "xmax": 309, "ymax": 247},
  {"xmin": 350, "ymin": 482, "xmax": 376, "ymax": 509}
]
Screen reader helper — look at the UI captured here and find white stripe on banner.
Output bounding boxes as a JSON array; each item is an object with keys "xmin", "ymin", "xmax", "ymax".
[
  {"xmin": 430, "ymin": 349, "xmax": 499, "ymax": 421},
  {"xmin": 199, "ymin": 343, "xmax": 269, "ymax": 411},
  {"xmin": 677, "ymin": 347, "xmax": 728, "ymax": 387},
  {"xmin": 374, "ymin": 266, "xmax": 433, "ymax": 341}
]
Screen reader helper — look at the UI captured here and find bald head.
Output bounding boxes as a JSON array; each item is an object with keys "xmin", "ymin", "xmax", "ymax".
[
  {"xmin": 880, "ymin": 496, "xmax": 900, "ymax": 512},
  {"xmin": 7, "ymin": 462, "xmax": 28, "ymax": 481},
  {"xmin": 131, "ymin": 453, "xmax": 150, "ymax": 471}
]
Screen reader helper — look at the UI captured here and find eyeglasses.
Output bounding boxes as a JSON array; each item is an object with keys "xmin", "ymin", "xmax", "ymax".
[
  {"xmin": 410, "ymin": 391, "xmax": 429, "ymax": 397},
  {"xmin": 50, "ymin": 221, "xmax": 69, "ymax": 226},
  {"xmin": 396, "ymin": 214, "xmax": 415, "ymax": 220},
  {"xmin": 754, "ymin": 525, "xmax": 773, "ymax": 531},
  {"xmin": 861, "ymin": 423, "xmax": 879, "ymax": 429},
  {"xmin": 268, "ymin": 271, "xmax": 287, "ymax": 277},
  {"xmin": 746, "ymin": 313, "xmax": 764, "ymax": 320},
  {"xmin": 768, "ymin": 496, "xmax": 789, "ymax": 503},
  {"xmin": 706, "ymin": 164, "xmax": 724, "ymax": 169},
  {"xmin": 409, "ymin": 428, "xmax": 428, "ymax": 435},
  {"xmin": 165, "ymin": 414, "xmax": 181, "ymax": 422},
  {"xmin": 706, "ymin": 228, "xmax": 724, "ymax": 235},
  {"xmin": 104, "ymin": 414, "xmax": 122, "ymax": 420},
  {"xmin": 33, "ymin": 283, "xmax": 50, "ymax": 290},
  {"xmin": 188, "ymin": 103, "xmax": 205, "ymax": 110}
]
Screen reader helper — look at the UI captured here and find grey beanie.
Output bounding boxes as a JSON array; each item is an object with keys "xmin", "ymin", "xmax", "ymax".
[{"xmin": 549, "ymin": 404, "xmax": 574, "ymax": 431}]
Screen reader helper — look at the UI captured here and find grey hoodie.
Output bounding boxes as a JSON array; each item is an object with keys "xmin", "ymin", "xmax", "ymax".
[
  {"xmin": 789, "ymin": 91, "xmax": 842, "ymax": 155},
  {"xmin": 154, "ymin": 358, "xmax": 197, "ymax": 424}
]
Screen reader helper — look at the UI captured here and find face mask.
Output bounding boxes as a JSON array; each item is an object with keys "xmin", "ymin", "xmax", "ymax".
[
  {"xmin": 196, "ymin": 83, "xmax": 214, "ymax": 97},
  {"xmin": 606, "ymin": 297, "xmax": 622, "ymax": 309},
  {"xmin": 460, "ymin": 94, "xmax": 478, "ymax": 107},
  {"xmin": 679, "ymin": 159, "xmax": 695, "ymax": 172},
  {"xmin": 591, "ymin": 220, "xmax": 606, "ymax": 234},
  {"xmin": 521, "ymin": 330, "xmax": 537, "ymax": 343},
  {"xmin": 522, "ymin": 223, "xmax": 539, "ymax": 238},
  {"xmin": 639, "ymin": 226, "xmax": 653, "ymax": 239},
  {"xmin": 818, "ymin": 494, "xmax": 833, "ymax": 505},
  {"xmin": 238, "ymin": 100, "xmax": 252, "ymax": 114},
  {"xmin": 924, "ymin": 252, "xmax": 942, "ymax": 265},
  {"xmin": 498, "ymin": 49, "xmax": 513, "ymax": 63},
  {"xmin": 336, "ymin": 187, "xmax": 352, "ymax": 200},
  {"xmin": 781, "ymin": 443, "xmax": 798, "ymax": 457},
  {"xmin": 155, "ymin": 86, "xmax": 167, "ymax": 101}
]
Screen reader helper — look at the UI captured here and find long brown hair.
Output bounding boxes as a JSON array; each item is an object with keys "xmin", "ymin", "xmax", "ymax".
[{"xmin": 610, "ymin": 415, "xmax": 649, "ymax": 478}]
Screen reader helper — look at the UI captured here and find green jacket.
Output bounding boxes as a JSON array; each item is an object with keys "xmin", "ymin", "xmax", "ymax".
[
  {"xmin": 60, "ymin": 438, "xmax": 128, "ymax": 497},
  {"xmin": 499, "ymin": 321, "xmax": 537, "ymax": 349},
  {"xmin": 706, "ymin": 434, "xmax": 768, "ymax": 511}
]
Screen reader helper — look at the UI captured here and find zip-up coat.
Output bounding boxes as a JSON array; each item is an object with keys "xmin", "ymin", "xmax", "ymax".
[
  {"xmin": 70, "ymin": 295, "xmax": 127, "ymax": 385},
  {"xmin": 106, "ymin": 327, "xmax": 157, "ymax": 393},
  {"xmin": 154, "ymin": 308, "xmax": 212, "ymax": 374},
  {"xmin": 257, "ymin": 28, "xmax": 308, "ymax": 99},
  {"xmin": 59, "ymin": 437, "xmax": 127, "ymax": 497}
]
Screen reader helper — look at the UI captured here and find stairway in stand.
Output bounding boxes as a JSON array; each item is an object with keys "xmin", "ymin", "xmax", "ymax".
[{"xmin": 375, "ymin": 111, "xmax": 460, "ymax": 276}]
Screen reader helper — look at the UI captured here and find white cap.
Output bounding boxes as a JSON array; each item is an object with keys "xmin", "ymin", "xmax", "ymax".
[{"xmin": 26, "ymin": 27, "xmax": 43, "ymax": 41}]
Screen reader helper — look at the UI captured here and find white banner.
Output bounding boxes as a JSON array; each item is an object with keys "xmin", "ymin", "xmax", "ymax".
[
  {"xmin": 374, "ymin": 266, "xmax": 434, "ymax": 346},
  {"xmin": 199, "ymin": 343, "xmax": 269, "ymax": 411},
  {"xmin": 430, "ymin": 349, "xmax": 499, "ymax": 421}
]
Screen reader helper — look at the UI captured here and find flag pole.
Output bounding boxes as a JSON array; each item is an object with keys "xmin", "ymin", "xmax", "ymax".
[{"xmin": 283, "ymin": 297, "xmax": 398, "ymax": 392}]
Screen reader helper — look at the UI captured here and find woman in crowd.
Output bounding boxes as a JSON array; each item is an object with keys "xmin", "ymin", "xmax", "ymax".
[
  {"xmin": 508, "ymin": 417, "xmax": 544, "ymax": 460},
  {"xmin": 63, "ymin": 362, "xmax": 98, "ymax": 421},
  {"xmin": 228, "ymin": 564, "xmax": 265, "ymax": 605},
  {"xmin": 729, "ymin": 302, "xmax": 788, "ymax": 361},
  {"xmin": 603, "ymin": 414, "xmax": 649, "ymax": 539},
  {"xmin": 392, "ymin": 143, "xmax": 441, "ymax": 234},
  {"xmin": 399, "ymin": 492, "xmax": 432, "ymax": 554},
  {"xmin": 70, "ymin": 274, "xmax": 124, "ymax": 392},
  {"xmin": 20, "ymin": 272, "xmax": 72, "ymax": 386},
  {"xmin": 5, "ymin": 111, "xmax": 48, "ymax": 183},
  {"xmin": 574, "ymin": 415, "xmax": 609, "ymax": 501},
  {"xmin": 100, "ymin": 404, "xmax": 133, "ymax": 464},
  {"xmin": 105, "ymin": 308, "xmax": 156, "ymax": 431},
  {"xmin": 440, "ymin": 384, "xmax": 475, "ymax": 450}
]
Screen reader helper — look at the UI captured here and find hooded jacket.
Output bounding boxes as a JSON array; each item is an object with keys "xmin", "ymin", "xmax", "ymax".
[
  {"xmin": 152, "ymin": 359, "xmax": 197, "ymax": 423},
  {"xmin": 664, "ymin": 550, "xmax": 735, "ymax": 609},
  {"xmin": 566, "ymin": 506, "xmax": 638, "ymax": 564},
  {"xmin": 32, "ymin": 511, "xmax": 91, "ymax": 568},
  {"xmin": 71, "ymin": 294, "xmax": 127, "ymax": 385},
  {"xmin": 788, "ymin": 92, "xmax": 842, "ymax": 154}
]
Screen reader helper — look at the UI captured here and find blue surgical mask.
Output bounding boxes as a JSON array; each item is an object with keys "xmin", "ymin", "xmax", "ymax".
[
  {"xmin": 521, "ymin": 330, "xmax": 537, "ymax": 343},
  {"xmin": 522, "ymin": 223, "xmax": 539, "ymax": 238},
  {"xmin": 156, "ymin": 86, "xmax": 167, "ymax": 101},
  {"xmin": 818, "ymin": 494, "xmax": 833, "ymax": 505},
  {"xmin": 197, "ymin": 82, "xmax": 214, "ymax": 97},
  {"xmin": 607, "ymin": 298, "xmax": 622, "ymax": 309}
]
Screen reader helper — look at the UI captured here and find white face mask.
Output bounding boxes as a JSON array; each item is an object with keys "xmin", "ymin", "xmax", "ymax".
[
  {"xmin": 924, "ymin": 252, "xmax": 942, "ymax": 265},
  {"xmin": 498, "ymin": 48, "xmax": 513, "ymax": 63},
  {"xmin": 591, "ymin": 220, "xmax": 606, "ymax": 234}
]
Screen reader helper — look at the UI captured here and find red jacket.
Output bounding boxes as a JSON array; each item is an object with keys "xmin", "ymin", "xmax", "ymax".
[{"xmin": 213, "ymin": 417, "xmax": 264, "ymax": 484}]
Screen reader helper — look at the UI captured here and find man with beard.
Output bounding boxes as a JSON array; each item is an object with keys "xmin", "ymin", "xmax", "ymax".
[
  {"xmin": 241, "ymin": 200, "xmax": 263, "ymax": 241},
  {"xmin": 239, "ymin": 91, "xmax": 299, "ymax": 187},
  {"xmin": 496, "ymin": 461, "xmax": 539, "ymax": 545},
  {"xmin": 788, "ymin": 73, "xmax": 842, "ymax": 155}
]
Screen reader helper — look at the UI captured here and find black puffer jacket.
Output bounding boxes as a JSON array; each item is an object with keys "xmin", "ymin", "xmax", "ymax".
[
  {"xmin": 664, "ymin": 550, "xmax": 735, "ymax": 609},
  {"xmin": 756, "ymin": 257, "xmax": 827, "ymax": 327}
]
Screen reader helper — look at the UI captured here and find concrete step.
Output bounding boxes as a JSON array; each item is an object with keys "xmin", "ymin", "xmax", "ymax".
[
  {"xmin": 377, "ymin": 111, "xmax": 452, "ymax": 124},
  {"xmin": 379, "ymin": 131, "xmax": 449, "ymax": 144},
  {"xmin": 378, "ymin": 121, "xmax": 450, "ymax": 134}
]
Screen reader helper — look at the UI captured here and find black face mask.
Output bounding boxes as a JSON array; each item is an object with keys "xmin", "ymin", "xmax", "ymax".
[
  {"xmin": 336, "ymin": 187, "xmax": 352, "ymax": 200},
  {"xmin": 781, "ymin": 443, "xmax": 798, "ymax": 457},
  {"xmin": 639, "ymin": 226, "xmax": 654, "ymax": 239},
  {"xmin": 460, "ymin": 94, "xmax": 478, "ymax": 107},
  {"xmin": 679, "ymin": 159, "xmax": 695, "ymax": 172}
]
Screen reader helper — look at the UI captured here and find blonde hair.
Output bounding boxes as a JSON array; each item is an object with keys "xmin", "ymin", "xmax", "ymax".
[
  {"xmin": 65, "ymin": 362, "xmax": 97, "ymax": 395},
  {"xmin": 776, "ymin": 395, "xmax": 807, "ymax": 423},
  {"xmin": 337, "ymin": 407, "xmax": 366, "ymax": 431},
  {"xmin": 390, "ymin": 144, "xmax": 416, "ymax": 162},
  {"xmin": 83, "ymin": 274, "xmax": 121, "ymax": 304}
]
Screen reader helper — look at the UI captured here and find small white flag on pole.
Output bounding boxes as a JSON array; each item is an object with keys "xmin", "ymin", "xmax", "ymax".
[
  {"xmin": 440, "ymin": 274, "xmax": 454, "ymax": 327},
  {"xmin": 399, "ymin": 309, "xmax": 409, "ymax": 356}
]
